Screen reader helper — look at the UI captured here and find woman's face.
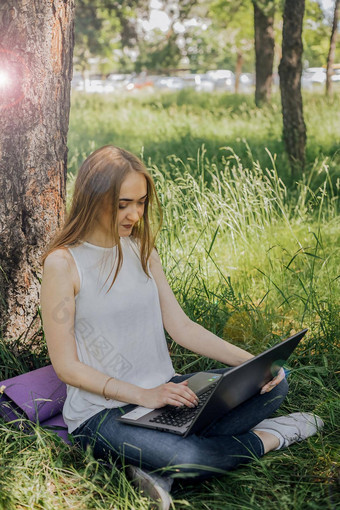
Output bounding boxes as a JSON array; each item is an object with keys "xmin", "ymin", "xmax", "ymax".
[
  {"xmin": 117, "ymin": 172, "xmax": 148, "ymax": 237},
  {"xmin": 97, "ymin": 172, "xmax": 147, "ymax": 238}
]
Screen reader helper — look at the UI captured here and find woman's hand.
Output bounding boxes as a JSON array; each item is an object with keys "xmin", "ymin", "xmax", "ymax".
[
  {"xmin": 139, "ymin": 380, "xmax": 199, "ymax": 409},
  {"xmin": 260, "ymin": 367, "xmax": 285, "ymax": 394}
]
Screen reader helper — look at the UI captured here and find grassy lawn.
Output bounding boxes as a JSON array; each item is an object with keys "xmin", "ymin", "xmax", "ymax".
[{"xmin": 0, "ymin": 90, "xmax": 339, "ymax": 509}]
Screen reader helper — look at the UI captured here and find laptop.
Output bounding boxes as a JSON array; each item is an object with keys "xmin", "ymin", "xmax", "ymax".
[{"xmin": 118, "ymin": 329, "xmax": 307, "ymax": 437}]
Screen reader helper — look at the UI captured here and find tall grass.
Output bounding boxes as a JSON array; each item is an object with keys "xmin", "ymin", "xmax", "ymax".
[{"xmin": 1, "ymin": 91, "xmax": 339, "ymax": 509}]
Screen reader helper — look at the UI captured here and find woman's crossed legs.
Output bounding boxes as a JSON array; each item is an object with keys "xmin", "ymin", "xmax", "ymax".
[{"xmin": 72, "ymin": 369, "xmax": 289, "ymax": 479}]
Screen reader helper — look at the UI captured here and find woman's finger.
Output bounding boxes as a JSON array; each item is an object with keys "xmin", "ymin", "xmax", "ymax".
[
  {"xmin": 167, "ymin": 393, "xmax": 196, "ymax": 407},
  {"xmin": 167, "ymin": 397, "xmax": 190, "ymax": 408},
  {"xmin": 260, "ymin": 368, "xmax": 285, "ymax": 394},
  {"xmin": 176, "ymin": 382, "xmax": 199, "ymax": 402},
  {"xmin": 166, "ymin": 384, "xmax": 198, "ymax": 406},
  {"xmin": 175, "ymin": 388, "xmax": 198, "ymax": 406}
]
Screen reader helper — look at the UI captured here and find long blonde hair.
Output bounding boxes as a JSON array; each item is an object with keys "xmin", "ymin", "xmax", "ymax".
[{"xmin": 42, "ymin": 145, "xmax": 162, "ymax": 291}]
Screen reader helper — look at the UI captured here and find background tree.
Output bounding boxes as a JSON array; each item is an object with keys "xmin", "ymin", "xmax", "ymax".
[
  {"xmin": 74, "ymin": 0, "xmax": 150, "ymax": 75},
  {"xmin": 0, "ymin": 0, "xmax": 75, "ymax": 341},
  {"xmin": 279, "ymin": 0, "xmax": 306, "ymax": 173},
  {"xmin": 253, "ymin": 0, "xmax": 276, "ymax": 105},
  {"xmin": 192, "ymin": 0, "xmax": 335, "ymax": 79},
  {"xmin": 326, "ymin": 0, "xmax": 339, "ymax": 96},
  {"xmin": 209, "ymin": 0, "xmax": 278, "ymax": 100}
]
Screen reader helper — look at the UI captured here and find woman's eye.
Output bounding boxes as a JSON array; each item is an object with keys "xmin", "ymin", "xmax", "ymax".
[{"xmin": 119, "ymin": 200, "xmax": 146, "ymax": 209}]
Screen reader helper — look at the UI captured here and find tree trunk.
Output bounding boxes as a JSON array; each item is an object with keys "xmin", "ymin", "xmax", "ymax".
[
  {"xmin": 0, "ymin": 0, "xmax": 75, "ymax": 342},
  {"xmin": 278, "ymin": 0, "xmax": 306, "ymax": 174},
  {"xmin": 235, "ymin": 51, "xmax": 243, "ymax": 94},
  {"xmin": 326, "ymin": 0, "xmax": 339, "ymax": 96},
  {"xmin": 253, "ymin": 1, "xmax": 275, "ymax": 106}
]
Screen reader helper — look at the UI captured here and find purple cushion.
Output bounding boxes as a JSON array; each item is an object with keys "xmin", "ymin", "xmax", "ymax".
[
  {"xmin": 0, "ymin": 365, "xmax": 66, "ymax": 422},
  {"xmin": 0, "ymin": 365, "xmax": 70, "ymax": 443}
]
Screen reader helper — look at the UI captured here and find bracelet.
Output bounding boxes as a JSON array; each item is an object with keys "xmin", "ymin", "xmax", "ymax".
[{"xmin": 103, "ymin": 376, "xmax": 114, "ymax": 401}]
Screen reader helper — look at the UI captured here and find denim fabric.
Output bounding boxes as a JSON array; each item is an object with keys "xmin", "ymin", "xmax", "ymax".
[{"xmin": 71, "ymin": 368, "xmax": 289, "ymax": 479}]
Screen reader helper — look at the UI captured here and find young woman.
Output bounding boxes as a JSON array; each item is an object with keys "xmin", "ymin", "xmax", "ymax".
[{"xmin": 40, "ymin": 145, "xmax": 323, "ymax": 508}]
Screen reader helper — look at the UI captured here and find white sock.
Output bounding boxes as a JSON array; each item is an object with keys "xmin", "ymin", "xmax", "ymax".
[{"xmin": 253, "ymin": 428, "xmax": 284, "ymax": 450}]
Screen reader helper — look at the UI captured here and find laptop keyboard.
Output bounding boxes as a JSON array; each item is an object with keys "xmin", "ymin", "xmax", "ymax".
[{"xmin": 149, "ymin": 382, "xmax": 218, "ymax": 429}]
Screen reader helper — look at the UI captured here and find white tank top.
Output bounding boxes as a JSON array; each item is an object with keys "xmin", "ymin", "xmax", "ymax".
[{"xmin": 63, "ymin": 237, "xmax": 175, "ymax": 433}]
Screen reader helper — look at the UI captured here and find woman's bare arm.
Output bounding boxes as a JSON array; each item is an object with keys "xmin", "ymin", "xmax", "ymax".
[{"xmin": 40, "ymin": 250, "xmax": 197, "ymax": 408}]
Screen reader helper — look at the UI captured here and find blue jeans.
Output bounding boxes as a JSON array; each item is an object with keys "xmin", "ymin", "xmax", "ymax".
[{"xmin": 71, "ymin": 368, "xmax": 289, "ymax": 479}]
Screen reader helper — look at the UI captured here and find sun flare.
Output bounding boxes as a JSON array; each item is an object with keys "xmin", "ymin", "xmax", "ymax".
[{"xmin": 0, "ymin": 71, "xmax": 11, "ymax": 88}]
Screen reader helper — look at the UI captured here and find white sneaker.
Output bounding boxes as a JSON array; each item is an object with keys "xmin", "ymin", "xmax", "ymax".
[
  {"xmin": 126, "ymin": 465, "xmax": 173, "ymax": 510},
  {"xmin": 253, "ymin": 412, "xmax": 324, "ymax": 449}
]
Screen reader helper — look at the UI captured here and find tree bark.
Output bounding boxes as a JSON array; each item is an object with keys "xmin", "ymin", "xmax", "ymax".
[
  {"xmin": 0, "ymin": 0, "xmax": 75, "ymax": 342},
  {"xmin": 278, "ymin": 0, "xmax": 306, "ymax": 174},
  {"xmin": 253, "ymin": 1, "xmax": 275, "ymax": 106},
  {"xmin": 326, "ymin": 0, "xmax": 339, "ymax": 96}
]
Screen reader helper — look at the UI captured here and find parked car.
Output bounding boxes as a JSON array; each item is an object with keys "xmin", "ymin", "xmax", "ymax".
[
  {"xmin": 154, "ymin": 76, "xmax": 185, "ymax": 90},
  {"xmin": 84, "ymin": 78, "xmax": 115, "ymax": 93},
  {"xmin": 155, "ymin": 74, "xmax": 215, "ymax": 92},
  {"xmin": 180, "ymin": 74, "xmax": 199, "ymax": 89},
  {"xmin": 332, "ymin": 68, "xmax": 340, "ymax": 82},
  {"xmin": 195, "ymin": 74, "xmax": 215, "ymax": 92},
  {"xmin": 107, "ymin": 73, "xmax": 133, "ymax": 90},
  {"xmin": 206, "ymin": 69, "xmax": 235, "ymax": 91},
  {"xmin": 125, "ymin": 74, "xmax": 159, "ymax": 91},
  {"xmin": 238, "ymin": 73, "xmax": 254, "ymax": 92},
  {"xmin": 301, "ymin": 67, "xmax": 326, "ymax": 89}
]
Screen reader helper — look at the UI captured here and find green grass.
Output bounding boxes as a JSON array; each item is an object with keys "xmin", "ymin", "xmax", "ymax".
[
  {"xmin": 1, "ymin": 90, "xmax": 339, "ymax": 509},
  {"xmin": 67, "ymin": 89, "xmax": 340, "ymax": 189}
]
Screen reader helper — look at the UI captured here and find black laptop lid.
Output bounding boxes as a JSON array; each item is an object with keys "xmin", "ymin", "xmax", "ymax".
[
  {"xmin": 187, "ymin": 329, "xmax": 307, "ymax": 436},
  {"xmin": 219, "ymin": 328, "xmax": 307, "ymax": 407}
]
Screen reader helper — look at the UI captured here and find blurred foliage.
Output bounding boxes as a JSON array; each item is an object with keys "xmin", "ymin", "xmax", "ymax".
[
  {"xmin": 303, "ymin": 0, "xmax": 338, "ymax": 67},
  {"xmin": 134, "ymin": 0, "xmax": 201, "ymax": 72},
  {"xmin": 135, "ymin": 30, "xmax": 183, "ymax": 72},
  {"xmin": 74, "ymin": 0, "xmax": 150, "ymax": 74},
  {"xmin": 73, "ymin": 0, "xmax": 339, "ymax": 74}
]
